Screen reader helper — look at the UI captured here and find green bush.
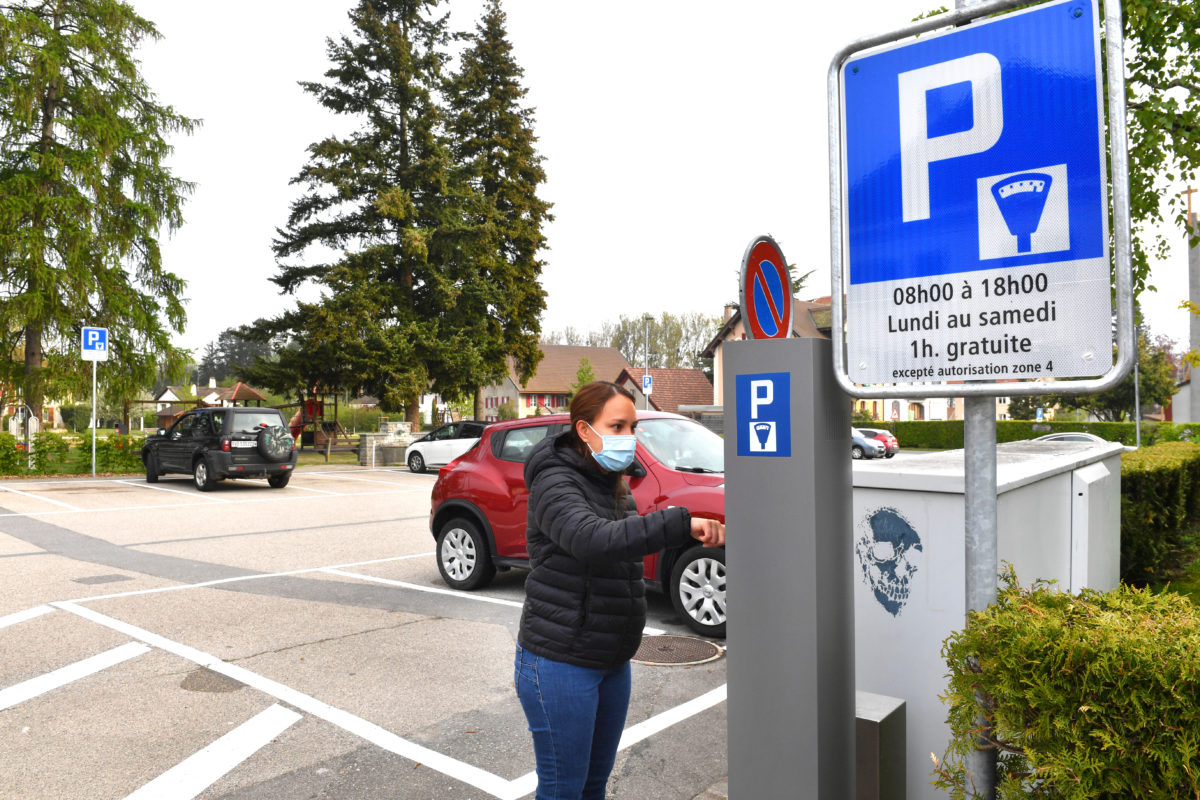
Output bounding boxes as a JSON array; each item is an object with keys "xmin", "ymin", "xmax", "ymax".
[
  {"xmin": 93, "ymin": 434, "xmax": 144, "ymax": 474},
  {"xmin": 936, "ymin": 568, "xmax": 1200, "ymax": 799},
  {"xmin": 30, "ymin": 432, "xmax": 71, "ymax": 474},
  {"xmin": 0, "ymin": 432, "xmax": 21, "ymax": 475},
  {"xmin": 1119, "ymin": 442, "xmax": 1200, "ymax": 583}
]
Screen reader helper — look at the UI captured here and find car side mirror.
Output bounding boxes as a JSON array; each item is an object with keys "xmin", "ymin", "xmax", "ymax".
[
  {"xmin": 625, "ymin": 459, "xmax": 647, "ymax": 479},
  {"xmin": 156, "ymin": 429, "xmax": 166, "ymax": 436}
]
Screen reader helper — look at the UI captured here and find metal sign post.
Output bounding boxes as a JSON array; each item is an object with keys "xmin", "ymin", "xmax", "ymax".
[
  {"xmin": 81, "ymin": 327, "xmax": 109, "ymax": 477},
  {"xmin": 829, "ymin": 1, "xmax": 1131, "ymax": 797}
]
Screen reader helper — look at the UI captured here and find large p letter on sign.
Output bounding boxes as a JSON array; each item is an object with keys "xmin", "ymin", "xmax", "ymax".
[{"xmin": 899, "ymin": 52, "xmax": 1003, "ymax": 222}]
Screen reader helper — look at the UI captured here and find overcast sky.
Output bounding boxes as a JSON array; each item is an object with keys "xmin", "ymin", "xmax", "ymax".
[{"xmin": 128, "ymin": 0, "xmax": 1196, "ymax": 359}]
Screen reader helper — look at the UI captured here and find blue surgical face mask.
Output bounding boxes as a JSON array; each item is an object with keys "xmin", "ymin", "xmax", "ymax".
[{"xmin": 585, "ymin": 422, "xmax": 637, "ymax": 472}]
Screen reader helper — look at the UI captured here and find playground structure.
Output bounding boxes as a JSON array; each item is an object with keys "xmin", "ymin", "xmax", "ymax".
[{"xmin": 279, "ymin": 392, "xmax": 356, "ymax": 455}]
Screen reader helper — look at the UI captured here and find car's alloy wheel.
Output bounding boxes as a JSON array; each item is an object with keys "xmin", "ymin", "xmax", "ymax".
[
  {"xmin": 670, "ymin": 546, "xmax": 726, "ymax": 638},
  {"xmin": 193, "ymin": 458, "xmax": 216, "ymax": 492},
  {"xmin": 852, "ymin": 445, "xmax": 864, "ymax": 459},
  {"xmin": 436, "ymin": 517, "xmax": 495, "ymax": 590},
  {"xmin": 408, "ymin": 451, "xmax": 425, "ymax": 474}
]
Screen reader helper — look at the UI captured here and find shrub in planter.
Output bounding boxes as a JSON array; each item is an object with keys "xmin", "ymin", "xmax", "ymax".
[
  {"xmin": 0, "ymin": 432, "xmax": 21, "ymax": 475},
  {"xmin": 1119, "ymin": 442, "xmax": 1200, "ymax": 583},
  {"xmin": 30, "ymin": 432, "xmax": 71, "ymax": 474},
  {"xmin": 935, "ymin": 567, "xmax": 1200, "ymax": 799},
  {"xmin": 93, "ymin": 434, "xmax": 144, "ymax": 473}
]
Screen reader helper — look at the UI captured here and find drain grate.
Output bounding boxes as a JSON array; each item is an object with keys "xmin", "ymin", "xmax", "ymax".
[{"xmin": 632, "ymin": 635, "xmax": 722, "ymax": 666}]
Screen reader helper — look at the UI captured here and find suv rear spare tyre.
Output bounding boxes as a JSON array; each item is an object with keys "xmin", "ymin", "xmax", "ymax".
[{"xmin": 258, "ymin": 425, "xmax": 294, "ymax": 462}]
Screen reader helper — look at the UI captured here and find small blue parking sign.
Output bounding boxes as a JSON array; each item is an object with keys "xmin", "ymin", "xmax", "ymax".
[
  {"xmin": 642, "ymin": 373, "xmax": 653, "ymax": 395},
  {"xmin": 736, "ymin": 372, "xmax": 790, "ymax": 457},
  {"xmin": 81, "ymin": 327, "xmax": 109, "ymax": 362}
]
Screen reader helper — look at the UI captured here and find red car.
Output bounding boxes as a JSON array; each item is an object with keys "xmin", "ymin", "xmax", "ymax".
[
  {"xmin": 857, "ymin": 427, "xmax": 899, "ymax": 458},
  {"xmin": 429, "ymin": 410, "xmax": 727, "ymax": 637}
]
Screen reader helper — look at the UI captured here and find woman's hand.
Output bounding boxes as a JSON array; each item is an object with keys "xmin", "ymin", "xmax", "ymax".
[{"xmin": 689, "ymin": 517, "xmax": 725, "ymax": 548}]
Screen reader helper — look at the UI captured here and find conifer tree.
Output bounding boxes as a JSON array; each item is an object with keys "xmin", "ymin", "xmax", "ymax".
[
  {"xmin": 447, "ymin": 0, "xmax": 550, "ymax": 420},
  {"xmin": 0, "ymin": 1, "xmax": 196, "ymax": 427}
]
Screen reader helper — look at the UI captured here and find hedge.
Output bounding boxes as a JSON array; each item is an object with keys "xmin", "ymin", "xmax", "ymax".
[
  {"xmin": 887, "ymin": 420, "xmax": 1195, "ymax": 451},
  {"xmin": 935, "ymin": 568, "xmax": 1200, "ymax": 799},
  {"xmin": 1118, "ymin": 442, "xmax": 1200, "ymax": 583},
  {"xmin": 94, "ymin": 434, "xmax": 145, "ymax": 473}
]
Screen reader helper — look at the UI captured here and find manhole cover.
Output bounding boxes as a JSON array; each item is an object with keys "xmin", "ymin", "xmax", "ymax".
[{"xmin": 632, "ymin": 635, "xmax": 722, "ymax": 666}]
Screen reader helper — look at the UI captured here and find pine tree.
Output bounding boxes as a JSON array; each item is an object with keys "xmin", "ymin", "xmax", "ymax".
[
  {"xmin": 447, "ymin": 0, "xmax": 549, "ymax": 420},
  {"xmin": 0, "ymin": 1, "xmax": 196, "ymax": 427},
  {"xmin": 257, "ymin": 0, "xmax": 526, "ymax": 424}
]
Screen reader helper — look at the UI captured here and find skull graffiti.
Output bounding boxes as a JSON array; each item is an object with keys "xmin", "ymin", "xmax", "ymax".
[{"xmin": 855, "ymin": 507, "xmax": 923, "ymax": 616}]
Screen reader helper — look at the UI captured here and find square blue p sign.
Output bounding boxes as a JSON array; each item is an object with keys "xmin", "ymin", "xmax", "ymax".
[{"xmin": 736, "ymin": 372, "xmax": 790, "ymax": 457}]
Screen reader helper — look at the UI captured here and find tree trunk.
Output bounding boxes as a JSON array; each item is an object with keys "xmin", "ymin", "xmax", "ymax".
[
  {"xmin": 474, "ymin": 386, "xmax": 482, "ymax": 421},
  {"xmin": 405, "ymin": 398, "xmax": 420, "ymax": 430},
  {"xmin": 23, "ymin": 323, "xmax": 43, "ymax": 433}
]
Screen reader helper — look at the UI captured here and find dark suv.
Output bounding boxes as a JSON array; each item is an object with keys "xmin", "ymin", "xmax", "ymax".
[
  {"xmin": 429, "ymin": 411, "xmax": 727, "ymax": 637},
  {"xmin": 141, "ymin": 407, "xmax": 297, "ymax": 491}
]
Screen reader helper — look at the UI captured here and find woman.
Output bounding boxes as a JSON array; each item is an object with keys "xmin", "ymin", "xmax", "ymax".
[{"xmin": 514, "ymin": 380, "xmax": 725, "ymax": 800}]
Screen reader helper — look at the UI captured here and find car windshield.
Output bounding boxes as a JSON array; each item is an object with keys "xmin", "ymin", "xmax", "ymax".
[
  {"xmin": 233, "ymin": 411, "xmax": 284, "ymax": 432},
  {"xmin": 634, "ymin": 418, "xmax": 724, "ymax": 474}
]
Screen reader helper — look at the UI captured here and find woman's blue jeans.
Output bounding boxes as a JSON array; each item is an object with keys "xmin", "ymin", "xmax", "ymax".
[{"xmin": 514, "ymin": 643, "xmax": 632, "ymax": 800}]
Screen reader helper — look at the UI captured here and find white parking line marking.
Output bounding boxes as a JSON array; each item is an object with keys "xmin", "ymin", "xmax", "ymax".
[
  {"xmin": 306, "ymin": 473, "xmax": 418, "ymax": 487},
  {"xmin": 321, "ymin": 569, "xmax": 525, "ymax": 609},
  {"xmin": 53, "ymin": 603, "xmax": 518, "ymax": 799},
  {"xmin": 115, "ymin": 480, "xmax": 230, "ymax": 502},
  {"xmin": 0, "ymin": 642, "xmax": 150, "ymax": 711},
  {"xmin": 66, "ymin": 553, "xmax": 436, "ymax": 604},
  {"xmin": 322, "ymin": 567, "xmax": 667, "ymax": 635},
  {"xmin": 0, "ymin": 483, "xmax": 82, "ymax": 511},
  {"xmin": 0, "ymin": 486, "xmax": 426, "ymax": 520},
  {"xmin": 0, "ymin": 605, "xmax": 54, "ymax": 630},
  {"xmin": 122, "ymin": 704, "xmax": 301, "ymax": 800}
]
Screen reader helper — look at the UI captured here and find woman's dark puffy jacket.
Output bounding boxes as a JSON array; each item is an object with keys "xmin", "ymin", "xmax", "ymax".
[{"xmin": 517, "ymin": 430, "xmax": 692, "ymax": 670}]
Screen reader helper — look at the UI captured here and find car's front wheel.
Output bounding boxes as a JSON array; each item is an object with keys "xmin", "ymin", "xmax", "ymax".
[
  {"xmin": 407, "ymin": 451, "xmax": 426, "ymax": 474},
  {"xmin": 670, "ymin": 545, "xmax": 726, "ymax": 638},
  {"xmin": 852, "ymin": 445, "xmax": 864, "ymax": 459},
  {"xmin": 436, "ymin": 517, "xmax": 495, "ymax": 590},
  {"xmin": 144, "ymin": 451, "xmax": 160, "ymax": 484},
  {"xmin": 886, "ymin": 451, "xmax": 896, "ymax": 458},
  {"xmin": 193, "ymin": 457, "xmax": 217, "ymax": 492}
]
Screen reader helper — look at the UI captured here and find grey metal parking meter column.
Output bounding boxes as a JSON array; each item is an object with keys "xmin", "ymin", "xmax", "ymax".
[{"xmin": 724, "ymin": 336, "xmax": 854, "ymax": 799}]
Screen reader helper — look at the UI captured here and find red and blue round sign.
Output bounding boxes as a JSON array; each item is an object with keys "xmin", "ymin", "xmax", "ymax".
[{"xmin": 739, "ymin": 236, "xmax": 792, "ymax": 340}]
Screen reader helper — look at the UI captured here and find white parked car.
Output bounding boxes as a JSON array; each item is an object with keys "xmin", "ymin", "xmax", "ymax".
[{"xmin": 405, "ymin": 421, "xmax": 488, "ymax": 473}]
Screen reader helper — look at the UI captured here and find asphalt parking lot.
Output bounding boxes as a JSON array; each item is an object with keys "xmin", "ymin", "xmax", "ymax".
[{"xmin": 0, "ymin": 467, "xmax": 727, "ymax": 800}]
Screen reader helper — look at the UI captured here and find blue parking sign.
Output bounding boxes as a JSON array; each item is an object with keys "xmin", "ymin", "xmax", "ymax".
[
  {"xmin": 841, "ymin": 0, "xmax": 1111, "ymax": 384},
  {"xmin": 81, "ymin": 327, "xmax": 109, "ymax": 362},
  {"xmin": 736, "ymin": 372, "xmax": 790, "ymax": 458}
]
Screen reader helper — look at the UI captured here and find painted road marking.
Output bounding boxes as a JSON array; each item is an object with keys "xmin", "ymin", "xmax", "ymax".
[
  {"xmin": 115, "ymin": 480, "xmax": 231, "ymax": 502},
  {"xmin": 52, "ymin": 602, "xmax": 722, "ymax": 800},
  {"xmin": 65, "ymin": 553, "xmax": 435, "ymax": 604},
  {"xmin": 0, "ymin": 605, "xmax": 54, "ymax": 631},
  {"xmin": 322, "ymin": 568, "xmax": 667, "ymax": 636},
  {"xmin": 306, "ymin": 473, "xmax": 421, "ymax": 487},
  {"xmin": 0, "ymin": 642, "xmax": 150, "ymax": 711},
  {"xmin": 123, "ymin": 704, "xmax": 301, "ymax": 800},
  {"xmin": 0, "ymin": 486, "xmax": 426, "ymax": 521},
  {"xmin": 0, "ymin": 483, "xmax": 82, "ymax": 511},
  {"xmin": 53, "ymin": 602, "xmax": 516, "ymax": 799}
]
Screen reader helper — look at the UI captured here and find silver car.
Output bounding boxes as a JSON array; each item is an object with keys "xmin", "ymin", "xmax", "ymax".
[{"xmin": 851, "ymin": 428, "xmax": 886, "ymax": 459}]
